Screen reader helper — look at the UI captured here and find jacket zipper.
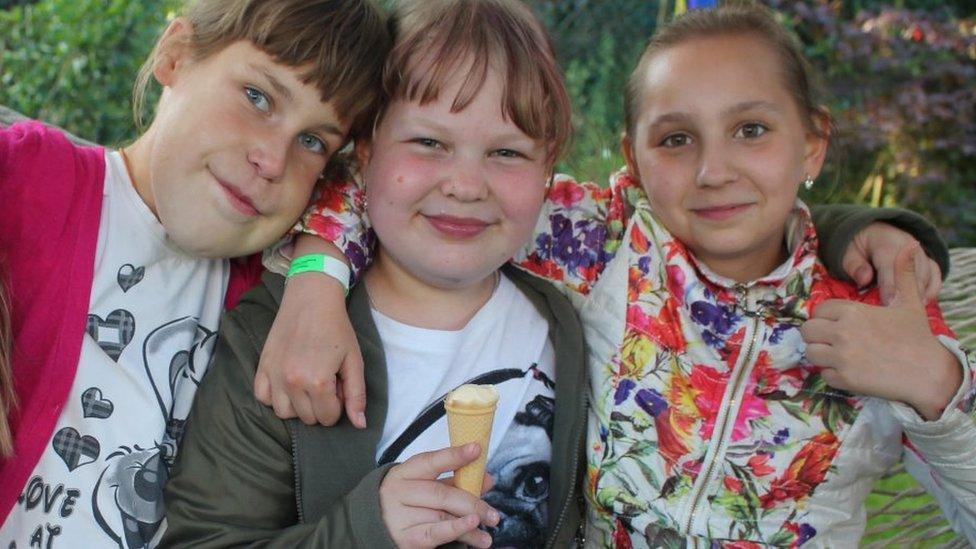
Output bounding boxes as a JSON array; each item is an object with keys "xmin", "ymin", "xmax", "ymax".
[
  {"xmin": 547, "ymin": 384, "xmax": 588, "ymax": 548},
  {"xmin": 288, "ymin": 422, "xmax": 306, "ymax": 524},
  {"xmin": 681, "ymin": 286, "xmax": 763, "ymax": 538}
]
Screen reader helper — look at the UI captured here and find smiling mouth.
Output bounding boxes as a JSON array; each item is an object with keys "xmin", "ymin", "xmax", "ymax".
[
  {"xmin": 691, "ymin": 203, "xmax": 754, "ymax": 221},
  {"xmin": 424, "ymin": 215, "xmax": 490, "ymax": 238},
  {"xmin": 217, "ymin": 179, "xmax": 260, "ymax": 217}
]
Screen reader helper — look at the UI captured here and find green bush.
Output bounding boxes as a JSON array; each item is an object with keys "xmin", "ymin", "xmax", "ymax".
[{"xmin": 0, "ymin": 0, "xmax": 178, "ymax": 146}]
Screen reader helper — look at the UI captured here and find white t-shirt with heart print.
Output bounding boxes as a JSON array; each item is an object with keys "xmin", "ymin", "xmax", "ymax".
[{"xmin": 0, "ymin": 151, "xmax": 229, "ymax": 548}]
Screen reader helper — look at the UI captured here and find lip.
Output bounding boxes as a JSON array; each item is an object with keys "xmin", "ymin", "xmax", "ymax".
[
  {"xmin": 691, "ymin": 202, "xmax": 754, "ymax": 221},
  {"xmin": 424, "ymin": 214, "xmax": 490, "ymax": 238},
  {"xmin": 216, "ymin": 178, "xmax": 260, "ymax": 217}
]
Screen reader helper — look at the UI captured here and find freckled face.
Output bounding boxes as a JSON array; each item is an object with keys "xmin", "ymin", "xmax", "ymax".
[
  {"xmin": 361, "ymin": 67, "xmax": 549, "ymax": 289},
  {"xmin": 624, "ymin": 34, "xmax": 827, "ymax": 279}
]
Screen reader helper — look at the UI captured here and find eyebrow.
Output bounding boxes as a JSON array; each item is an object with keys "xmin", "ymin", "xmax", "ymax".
[
  {"xmin": 248, "ymin": 63, "xmax": 345, "ymax": 138},
  {"xmin": 645, "ymin": 100, "xmax": 784, "ymax": 135}
]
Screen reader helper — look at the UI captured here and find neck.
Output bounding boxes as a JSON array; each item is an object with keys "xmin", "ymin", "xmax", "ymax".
[
  {"xmin": 698, "ymin": 234, "xmax": 789, "ymax": 284},
  {"xmin": 121, "ymin": 132, "xmax": 158, "ymax": 217},
  {"xmin": 364, "ymin": 249, "xmax": 499, "ymax": 331}
]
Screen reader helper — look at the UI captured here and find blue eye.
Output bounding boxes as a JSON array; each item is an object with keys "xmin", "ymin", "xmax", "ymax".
[
  {"xmin": 660, "ymin": 133, "xmax": 693, "ymax": 148},
  {"xmin": 413, "ymin": 137, "xmax": 442, "ymax": 149},
  {"xmin": 244, "ymin": 86, "xmax": 271, "ymax": 113},
  {"xmin": 298, "ymin": 133, "xmax": 327, "ymax": 154},
  {"xmin": 735, "ymin": 123, "xmax": 768, "ymax": 139}
]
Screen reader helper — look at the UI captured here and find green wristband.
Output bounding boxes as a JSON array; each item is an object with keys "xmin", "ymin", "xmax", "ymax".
[{"xmin": 287, "ymin": 254, "xmax": 351, "ymax": 295}]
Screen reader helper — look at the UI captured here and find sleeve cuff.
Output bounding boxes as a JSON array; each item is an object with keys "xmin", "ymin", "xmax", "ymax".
[
  {"xmin": 262, "ymin": 237, "xmax": 295, "ymax": 276},
  {"xmin": 343, "ymin": 463, "xmax": 399, "ymax": 549},
  {"xmin": 817, "ymin": 205, "xmax": 950, "ymax": 282}
]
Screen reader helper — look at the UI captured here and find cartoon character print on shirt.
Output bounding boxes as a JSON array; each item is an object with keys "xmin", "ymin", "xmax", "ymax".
[
  {"xmin": 483, "ymin": 394, "xmax": 554, "ymax": 548},
  {"xmin": 379, "ymin": 365, "xmax": 555, "ymax": 549},
  {"xmin": 91, "ymin": 316, "xmax": 217, "ymax": 549}
]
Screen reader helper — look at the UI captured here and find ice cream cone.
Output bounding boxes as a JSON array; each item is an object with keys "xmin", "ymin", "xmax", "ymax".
[{"xmin": 445, "ymin": 384, "xmax": 499, "ymax": 496}]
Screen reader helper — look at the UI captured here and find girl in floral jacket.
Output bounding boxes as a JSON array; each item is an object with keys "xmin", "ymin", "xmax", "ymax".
[{"xmin": 258, "ymin": 4, "xmax": 975, "ymax": 547}]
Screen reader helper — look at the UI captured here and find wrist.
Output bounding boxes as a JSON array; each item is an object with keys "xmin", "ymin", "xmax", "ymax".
[
  {"xmin": 287, "ymin": 253, "xmax": 350, "ymax": 295},
  {"xmin": 908, "ymin": 344, "xmax": 962, "ymax": 421}
]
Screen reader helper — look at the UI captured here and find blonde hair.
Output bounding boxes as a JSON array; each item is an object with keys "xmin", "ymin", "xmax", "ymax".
[
  {"xmin": 133, "ymin": 0, "xmax": 392, "ymax": 140},
  {"xmin": 624, "ymin": 1, "xmax": 831, "ymax": 139},
  {"xmin": 382, "ymin": 0, "xmax": 572, "ymax": 166},
  {"xmin": 0, "ymin": 279, "xmax": 15, "ymax": 458}
]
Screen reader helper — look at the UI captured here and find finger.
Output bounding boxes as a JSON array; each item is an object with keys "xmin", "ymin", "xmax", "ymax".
[
  {"xmin": 922, "ymin": 258, "xmax": 942, "ymax": 303},
  {"xmin": 269, "ymin": 388, "xmax": 298, "ymax": 420},
  {"xmin": 254, "ymin": 371, "xmax": 273, "ymax": 406},
  {"xmin": 481, "ymin": 473, "xmax": 495, "ymax": 495},
  {"xmin": 819, "ymin": 367, "xmax": 850, "ymax": 391},
  {"xmin": 340, "ymin": 354, "xmax": 368, "ymax": 429},
  {"xmin": 799, "ymin": 318, "xmax": 836, "ymax": 345},
  {"xmin": 804, "ymin": 342, "xmax": 838, "ymax": 368},
  {"xmin": 309, "ymin": 382, "xmax": 342, "ymax": 427},
  {"xmin": 810, "ymin": 299, "xmax": 850, "ymax": 321},
  {"xmin": 841, "ymin": 250, "xmax": 874, "ymax": 288},
  {"xmin": 457, "ymin": 526, "xmax": 494, "ymax": 549},
  {"xmin": 889, "ymin": 241, "xmax": 924, "ymax": 309},
  {"xmin": 399, "ymin": 480, "xmax": 499, "ymax": 527},
  {"xmin": 397, "ymin": 443, "xmax": 482, "ymax": 481},
  {"xmin": 286, "ymin": 390, "xmax": 318, "ymax": 426},
  {"xmin": 403, "ymin": 514, "xmax": 486, "ymax": 549}
]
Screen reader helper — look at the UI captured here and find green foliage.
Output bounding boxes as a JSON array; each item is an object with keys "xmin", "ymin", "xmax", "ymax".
[
  {"xmin": 2, "ymin": 0, "xmax": 973, "ymax": 244},
  {"xmin": 0, "ymin": 0, "xmax": 179, "ymax": 146}
]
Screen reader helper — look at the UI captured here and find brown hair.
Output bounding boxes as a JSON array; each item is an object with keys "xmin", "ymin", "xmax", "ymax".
[
  {"xmin": 134, "ymin": 0, "xmax": 392, "ymax": 140},
  {"xmin": 382, "ymin": 0, "xmax": 572, "ymax": 166},
  {"xmin": 0, "ymin": 279, "xmax": 15, "ymax": 459},
  {"xmin": 624, "ymin": 1, "xmax": 831, "ymax": 139}
]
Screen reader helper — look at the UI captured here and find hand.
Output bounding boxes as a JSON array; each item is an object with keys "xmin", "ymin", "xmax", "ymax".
[
  {"xmin": 802, "ymin": 242, "xmax": 961, "ymax": 420},
  {"xmin": 842, "ymin": 222, "xmax": 942, "ymax": 305},
  {"xmin": 255, "ymin": 271, "xmax": 367, "ymax": 427},
  {"xmin": 380, "ymin": 443, "xmax": 500, "ymax": 549}
]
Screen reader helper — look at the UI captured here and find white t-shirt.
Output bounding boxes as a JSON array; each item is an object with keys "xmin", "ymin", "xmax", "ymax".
[
  {"xmin": 0, "ymin": 151, "xmax": 229, "ymax": 548},
  {"xmin": 373, "ymin": 275, "xmax": 556, "ymax": 548}
]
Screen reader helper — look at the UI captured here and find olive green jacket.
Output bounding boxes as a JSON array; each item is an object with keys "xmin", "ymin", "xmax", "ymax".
[{"xmin": 161, "ymin": 266, "xmax": 587, "ymax": 548}]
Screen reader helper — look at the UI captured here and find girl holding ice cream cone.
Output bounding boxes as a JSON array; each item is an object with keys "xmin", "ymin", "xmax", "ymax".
[{"xmin": 163, "ymin": 1, "xmax": 588, "ymax": 547}]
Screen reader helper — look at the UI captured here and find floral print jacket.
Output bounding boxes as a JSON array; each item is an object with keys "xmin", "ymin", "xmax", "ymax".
[{"xmin": 291, "ymin": 168, "xmax": 976, "ymax": 547}]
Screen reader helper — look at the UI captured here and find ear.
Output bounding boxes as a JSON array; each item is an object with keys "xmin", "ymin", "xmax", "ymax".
[
  {"xmin": 621, "ymin": 132, "xmax": 641, "ymax": 180},
  {"xmin": 153, "ymin": 18, "xmax": 194, "ymax": 87},
  {"xmin": 803, "ymin": 109, "xmax": 831, "ymax": 179}
]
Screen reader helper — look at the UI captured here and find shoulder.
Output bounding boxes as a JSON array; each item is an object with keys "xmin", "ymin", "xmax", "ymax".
[
  {"xmin": 0, "ymin": 121, "xmax": 106, "ymax": 210},
  {"xmin": 1, "ymin": 120, "xmax": 103, "ymax": 170}
]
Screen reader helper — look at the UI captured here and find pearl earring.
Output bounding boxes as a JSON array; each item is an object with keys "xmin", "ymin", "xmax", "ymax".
[{"xmin": 803, "ymin": 174, "xmax": 815, "ymax": 190}]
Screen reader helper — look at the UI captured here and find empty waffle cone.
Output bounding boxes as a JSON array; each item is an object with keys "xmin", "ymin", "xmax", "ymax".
[{"xmin": 445, "ymin": 384, "xmax": 499, "ymax": 496}]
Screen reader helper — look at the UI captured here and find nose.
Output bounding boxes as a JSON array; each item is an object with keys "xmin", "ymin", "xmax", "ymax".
[
  {"xmin": 247, "ymin": 131, "xmax": 291, "ymax": 182},
  {"xmin": 695, "ymin": 141, "xmax": 737, "ymax": 188},
  {"xmin": 440, "ymin": 157, "xmax": 489, "ymax": 201}
]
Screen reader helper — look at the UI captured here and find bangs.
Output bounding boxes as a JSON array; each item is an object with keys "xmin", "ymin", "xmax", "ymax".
[{"xmin": 384, "ymin": 0, "xmax": 571, "ymax": 163}]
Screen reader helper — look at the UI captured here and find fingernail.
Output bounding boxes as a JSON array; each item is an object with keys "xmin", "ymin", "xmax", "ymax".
[
  {"xmin": 488, "ymin": 509, "xmax": 500, "ymax": 525},
  {"xmin": 855, "ymin": 266, "xmax": 872, "ymax": 286},
  {"xmin": 356, "ymin": 412, "xmax": 367, "ymax": 428}
]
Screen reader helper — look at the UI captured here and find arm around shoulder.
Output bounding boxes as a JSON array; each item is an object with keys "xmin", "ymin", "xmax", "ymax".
[{"xmin": 161, "ymin": 291, "xmax": 396, "ymax": 548}]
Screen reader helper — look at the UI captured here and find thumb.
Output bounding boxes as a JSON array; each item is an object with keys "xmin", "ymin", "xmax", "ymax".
[{"xmin": 889, "ymin": 241, "xmax": 924, "ymax": 308}]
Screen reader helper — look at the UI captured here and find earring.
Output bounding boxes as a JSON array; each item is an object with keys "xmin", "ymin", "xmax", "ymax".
[{"xmin": 803, "ymin": 174, "xmax": 815, "ymax": 190}]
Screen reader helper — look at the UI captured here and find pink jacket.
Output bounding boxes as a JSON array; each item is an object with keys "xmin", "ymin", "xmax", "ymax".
[{"xmin": 0, "ymin": 122, "xmax": 261, "ymax": 521}]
